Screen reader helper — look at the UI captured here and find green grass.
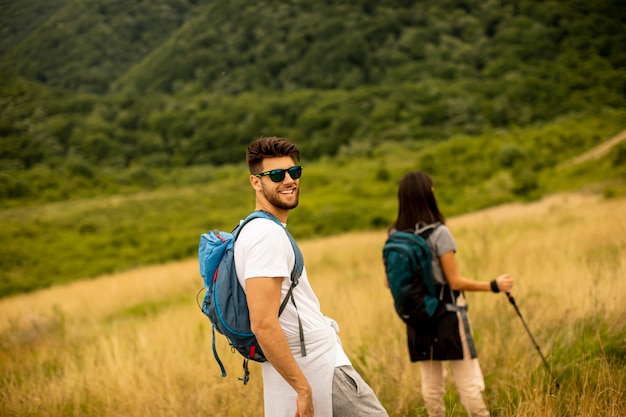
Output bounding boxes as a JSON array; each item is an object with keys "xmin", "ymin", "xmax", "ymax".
[{"xmin": 1, "ymin": 109, "xmax": 625, "ymax": 298}]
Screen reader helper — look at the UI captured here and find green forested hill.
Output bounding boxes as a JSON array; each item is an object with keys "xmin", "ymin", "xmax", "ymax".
[
  {"xmin": 113, "ymin": 0, "xmax": 626, "ymax": 97},
  {"xmin": 2, "ymin": 0, "xmax": 624, "ymax": 97},
  {"xmin": 0, "ymin": 0, "xmax": 70, "ymax": 56},
  {"xmin": 1, "ymin": 0, "xmax": 625, "ymax": 297},
  {"xmin": 1, "ymin": 0, "xmax": 624, "ymax": 185},
  {"xmin": 1, "ymin": 109, "xmax": 625, "ymax": 297},
  {"xmin": 0, "ymin": 0, "xmax": 211, "ymax": 93}
]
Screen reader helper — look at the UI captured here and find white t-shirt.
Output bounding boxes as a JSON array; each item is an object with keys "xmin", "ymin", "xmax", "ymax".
[
  {"xmin": 234, "ymin": 216, "xmax": 352, "ymax": 416},
  {"xmin": 233, "ymin": 217, "xmax": 330, "ymax": 337}
]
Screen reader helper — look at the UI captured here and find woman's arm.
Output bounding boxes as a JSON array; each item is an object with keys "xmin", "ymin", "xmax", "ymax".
[{"xmin": 439, "ymin": 250, "xmax": 514, "ymax": 292}]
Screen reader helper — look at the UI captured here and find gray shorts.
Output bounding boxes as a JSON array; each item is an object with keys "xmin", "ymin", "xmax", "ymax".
[{"xmin": 332, "ymin": 365, "xmax": 389, "ymax": 417}]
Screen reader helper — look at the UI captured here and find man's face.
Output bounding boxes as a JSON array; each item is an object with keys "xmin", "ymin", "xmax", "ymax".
[{"xmin": 254, "ymin": 156, "xmax": 300, "ymax": 211}]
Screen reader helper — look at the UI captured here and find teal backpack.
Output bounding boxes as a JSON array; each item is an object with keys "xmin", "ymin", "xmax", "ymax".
[
  {"xmin": 382, "ymin": 225, "xmax": 441, "ymax": 325},
  {"xmin": 197, "ymin": 211, "xmax": 305, "ymax": 384}
]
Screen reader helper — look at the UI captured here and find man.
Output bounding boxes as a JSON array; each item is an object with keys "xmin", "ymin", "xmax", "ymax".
[{"xmin": 234, "ymin": 136, "xmax": 388, "ymax": 417}]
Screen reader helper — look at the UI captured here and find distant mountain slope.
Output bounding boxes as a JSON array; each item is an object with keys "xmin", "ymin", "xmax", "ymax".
[
  {"xmin": 0, "ymin": 0, "xmax": 624, "ymax": 178},
  {"xmin": 1, "ymin": 0, "xmax": 624, "ymax": 97},
  {"xmin": 0, "ymin": 0, "xmax": 69, "ymax": 55},
  {"xmin": 113, "ymin": 0, "xmax": 626, "ymax": 95},
  {"xmin": 0, "ymin": 0, "xmax": 212, "ymax": 93}
]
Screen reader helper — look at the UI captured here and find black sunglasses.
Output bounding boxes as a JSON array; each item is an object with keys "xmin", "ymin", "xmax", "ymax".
[{"xmin": 254, "ymin": 166, "xmax": 303, "ymax": 182}]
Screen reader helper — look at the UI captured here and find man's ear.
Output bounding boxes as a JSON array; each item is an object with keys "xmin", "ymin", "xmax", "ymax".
[{"xmin": 250, "ymin": 175, "xmax": 262, "ymax": 191}]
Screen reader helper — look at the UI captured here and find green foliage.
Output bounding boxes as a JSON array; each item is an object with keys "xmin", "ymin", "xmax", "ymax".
[
  {"xmin": 0, "ymin": 0, "xmax": 70, "ymax": 56},
  {"xmin": 1, "ymin": 0, "xmax": 212, "ymax": 93},
  {"xmin": 1, "ymin": 111, "xmax": 625, "ymax": 298},
  {"xmin": 611, "ymin": 141, "xmax": 626, "ymax": 167},
  {"xmin": 498, "ymin": 144, "xmax": 526, "ymax": 169},
  {"xmin": 0, "ymin": 0, "xmax": 625, "ymax": 175},
  {"xmin": 0, "ymin": 175, "xmax": 251, "ymax": 297},
  {"xmin": 1, "ymin": 0, "xmax": 626, "ymax": 297},
  {"xmin": 552, "ymin": 316, "xmax": 626, "ymax": 387}
]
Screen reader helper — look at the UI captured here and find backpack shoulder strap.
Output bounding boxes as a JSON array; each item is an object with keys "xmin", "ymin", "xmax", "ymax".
[
  {"xmin": 234, "ymin": 210, "xmax": 307, "ymax": 356},
  {"xmin": 233, "ymin": 211, "xmax": 304, "ymax": 283},
  {"xmin": 417, "ymin": 223, "xmax": 455, "ymax": 305},
  {"xmin": 416, "ymin": 222, "xmax": 442, "ymax": 240}
]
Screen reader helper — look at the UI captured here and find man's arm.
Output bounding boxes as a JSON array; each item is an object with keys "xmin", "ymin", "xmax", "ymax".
[{"xmin": 246, "ymin": 277, "xmax": 313, "ymax": 417}]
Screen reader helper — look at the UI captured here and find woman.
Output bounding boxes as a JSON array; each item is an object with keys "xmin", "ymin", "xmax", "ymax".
[{"xmin": 386, "ymin": 171, "xmax": 514, "ymax": 417}]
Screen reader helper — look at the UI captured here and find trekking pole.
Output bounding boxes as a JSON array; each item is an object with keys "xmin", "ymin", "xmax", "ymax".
[{"xmin": 505, "ymin": 292, "xmax": 559, "ymax": 389}]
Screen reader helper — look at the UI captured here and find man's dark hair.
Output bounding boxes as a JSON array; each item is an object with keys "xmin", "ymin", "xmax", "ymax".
[{"xmin": 246, "ymin": 136, "xmax": 300, "ymax": 174}]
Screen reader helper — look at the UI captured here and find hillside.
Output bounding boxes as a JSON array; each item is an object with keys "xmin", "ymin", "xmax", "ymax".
[
  {"xmin": 0, "ymin": 0, "xmax": 211, "ymax": 92},
  {"xmin": 2, "ymin": 0, "xmax": 624, "ymax": 96},
  {"xmin": 0, "ymin": 0, "xmax": 69, "ymax": 56},
  {"xmin": 1, "ymin": 192, "xmax": 624, "ymax": 416},
  {"xmin": 1, "ymin": 112, "xmax": 625, "ymax": 299},
  {"xmin": 1, "ymin": 0, "xmax": 625, "ymax": 298},
  {"xmin": 0, "ymin": 0, "xmax": 624, "ymax": 175}
]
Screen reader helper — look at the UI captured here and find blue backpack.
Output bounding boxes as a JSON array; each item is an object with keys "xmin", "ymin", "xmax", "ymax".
[
  {"xmin": 382, "ymin": 225, "xmax": 441, "ymax": 326},
  {"xmin": 197, "ymin": 210, "xmax": 304, "ymax": 384}
]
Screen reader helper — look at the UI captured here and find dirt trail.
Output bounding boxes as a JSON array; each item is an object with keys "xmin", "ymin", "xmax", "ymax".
[{"xmin": 561, "ymin": 129, "xmax": 626, "ymax": 167}]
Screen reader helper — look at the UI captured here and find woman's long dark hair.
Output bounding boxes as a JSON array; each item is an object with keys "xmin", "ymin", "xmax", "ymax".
[{"xmin": 391, "ymin": 171, "xmax": 445, "ymax": 232}]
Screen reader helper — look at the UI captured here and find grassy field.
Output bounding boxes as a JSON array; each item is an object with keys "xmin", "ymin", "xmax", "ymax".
[{"xmin": 1, "ymin": 192, "xmax": 624, "ymax": 416}]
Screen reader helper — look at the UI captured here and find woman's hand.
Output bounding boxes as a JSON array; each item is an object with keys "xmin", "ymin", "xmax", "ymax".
[{"xmin": 495, "ymin": 274, "xmax": 514, "ymax": 293}]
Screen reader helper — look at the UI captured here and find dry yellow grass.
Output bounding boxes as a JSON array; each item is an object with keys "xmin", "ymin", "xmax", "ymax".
[{"xmin": 1, "ymin": 192, "xmax": 624, "ymax": 416}]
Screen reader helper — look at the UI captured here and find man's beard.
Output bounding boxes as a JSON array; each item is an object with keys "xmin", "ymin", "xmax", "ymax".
[{"xmin": 261, "ymin": 184, "xmax": 299, "ymax": 210}]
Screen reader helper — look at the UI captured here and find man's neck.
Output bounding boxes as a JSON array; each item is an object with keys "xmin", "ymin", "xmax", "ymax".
[{"xmin": 255, "ymin": 205, "xmax": 289, "ymax": 224}]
